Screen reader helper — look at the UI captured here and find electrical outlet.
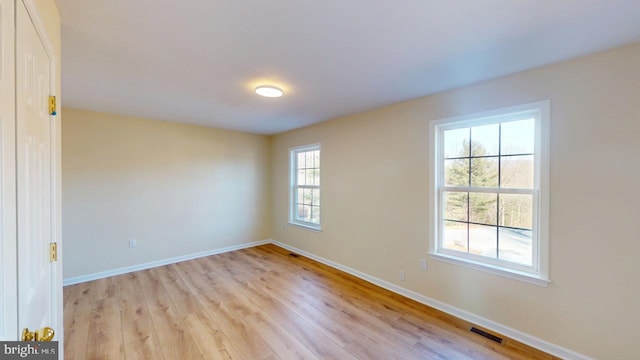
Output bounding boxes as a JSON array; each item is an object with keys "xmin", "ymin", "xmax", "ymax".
[
  {"xmin": 420, "ymin": 259, "xmax": 428, "ymax": 270},
  {"xmin": 129, "ymin": 239, "xmax": 137, "ymax": 248},
  {"xmin": 399, "ymin": 271, "xmax": 406, "ymax": 281}
]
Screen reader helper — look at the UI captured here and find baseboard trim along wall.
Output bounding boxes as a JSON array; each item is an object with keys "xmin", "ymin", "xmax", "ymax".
[
  {"xmin": 270, "ymin": 240, "xmax": 593, "ymax": 360},
  {"xmin": 62, "ymin": 238, "xmax": 591, "ymax": 359},
  {"xmin": 62, "ymin": 239, "xmax": 271, "ymax": 286}
]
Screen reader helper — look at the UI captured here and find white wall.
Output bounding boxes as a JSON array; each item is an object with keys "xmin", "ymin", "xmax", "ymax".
[
  {"xmin": 62, "ymin": 108, "xmax": 271, "ymax": 279},
  {"xmin": 271, "ymin": 42, "xmax": 640, "ymax": 359}
]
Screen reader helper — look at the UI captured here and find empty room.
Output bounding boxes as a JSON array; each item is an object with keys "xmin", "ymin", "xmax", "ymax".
[{"xmin": 1, "ymin": 0, "xmax": 639, "ymax": 359}]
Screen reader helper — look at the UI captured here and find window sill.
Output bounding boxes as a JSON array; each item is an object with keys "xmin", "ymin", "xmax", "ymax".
[
  {"xmin": 429, "ymin": 253, "xmax": 550, "ymax": 287},
  {"xmin": 287, "ymin": 222, "xmax": 322, "ymax": 232}
]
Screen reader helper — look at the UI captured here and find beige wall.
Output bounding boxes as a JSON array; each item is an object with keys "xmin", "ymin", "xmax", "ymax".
[
  {"xmin": 271, "ymin": 42, "xmax": 640, "ymax": 359},
  {"xmin": 62, "ymin": 108, "xmax": 271, "ymax": 278}
]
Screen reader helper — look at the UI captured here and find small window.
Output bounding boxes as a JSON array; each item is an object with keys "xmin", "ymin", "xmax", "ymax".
[
  {"xmin": 430, "ymin": 102, "xmax": 550, "ymax": 285},
  {"xmin": 290, "ymin": 144, "xmax": 321, "ymax": 230}
]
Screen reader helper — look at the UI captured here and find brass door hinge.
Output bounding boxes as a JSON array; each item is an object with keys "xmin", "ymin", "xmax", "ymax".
[
  {"xmin": 49, "ymin": 96, "xmax": 57, "ymax": 116},
  {"xmin": 49, "ymin": 242, "xmax": 57, "ymax": 262}
]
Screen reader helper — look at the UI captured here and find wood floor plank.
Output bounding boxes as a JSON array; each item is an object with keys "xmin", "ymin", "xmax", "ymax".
[
  {"xmin": 63, "ymin": 282, "xmax": 94, "ymax": 359},
  {"xmin": 224, "ymin": 250, "xmax": 359, "ymax": 346},
  {"xmin": 249, "ymin": 245, "xmax": 410, "ymax": 321},
  {"xmin": 115, "ymin": 273, "xmax": 165, "ymax": 360},
  {"xmin": 239, "ymin": 248, "xmax": 435, "ymax": 352},
  {"xmin": 265, "ymin": 285, "xmax": 357, "ymax": 347},
  {"xmin": 237, "ymin": 263, "xmax": 358, "ymax": 347},
  {"xmin": 174, "ymin": 259, "xmax": 275, "ymax": 360},
  {"xmin": 85, "ymin": 277, "xmax": 124, "ymax": 360},
  {"xmin": 203, "ymin": 255, "xmax": 302, "ymax": 326},
  {"xmin": 197, "ymin": 256, "xmax": 332, "ymax": 360},
  {"xmin": 343, "ymin": 336, "xmax": 400, "ymax": 360},
  {"xmin": 136, "ymin": 269, "xmax": 204, "ymax": 360},
  {"xmin": 257, "ymin": 244, "xmax": 538, "ymax": 359},
  {"xmin": 245, "ymin": 311, "xmax": 320, "ymax": 360},
  {"xmin": 280, "ymin": 315, "xmax": 358, "ymax": 360},
  {"xmin": 191, "ymin": 258, "xmax": 263, "ymax": 320},
  {"xmin": 236, "ymin": 247, "xmax": 473, "ymax": 359},
  {"xmin": 64, "ymin": 245, "xmax": 558, "ymax": 360},
  {"xmin": 182, "ymin": 311, "xmax": 232, "ymax": 358},
  {"xmin": 154, "ymin": 266, "xmax": 231, "ymax": 355},
  {"xmin": 413, "ymin": 334, "xmax": 476, "ymax": 360}
]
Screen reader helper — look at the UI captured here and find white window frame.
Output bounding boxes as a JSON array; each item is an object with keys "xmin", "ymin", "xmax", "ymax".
[
  {"xmin": 429, "ymin": 101, "xmax": 550, "ymax": 286},
  {"xmin": 289, "ymin": 144, "xmax": 322, "ymax": 231}
]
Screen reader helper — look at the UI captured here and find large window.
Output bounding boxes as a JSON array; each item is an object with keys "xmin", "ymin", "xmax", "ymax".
[
  {"xmin": 430, "ymin": 102, "xmax": 549, "ymax": 285},
  {"xmin": 290, "ymin": 144, "xmax": 321, "ymax": 230}
]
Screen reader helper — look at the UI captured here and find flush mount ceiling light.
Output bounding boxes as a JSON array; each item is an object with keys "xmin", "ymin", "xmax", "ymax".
[{"xmin": 255, "ymin": 85, "xmax": 284, "ymax": 98}]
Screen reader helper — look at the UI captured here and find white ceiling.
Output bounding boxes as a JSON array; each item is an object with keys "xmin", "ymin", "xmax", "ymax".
[{"xmin": 57, "ymin": 0, "xmax": 640, "ymax": 135}]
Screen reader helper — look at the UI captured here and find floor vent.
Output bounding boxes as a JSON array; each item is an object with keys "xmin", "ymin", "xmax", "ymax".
[
  {"xmin": 470, "ymin": 327, "xmax": 503, "ymax": 344},
  {"xmin": 288, "ymin": 253, "xmax": 300, "ymax": 258}
]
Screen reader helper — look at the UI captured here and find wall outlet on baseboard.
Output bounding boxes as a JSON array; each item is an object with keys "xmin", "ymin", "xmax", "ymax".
[
  {"xmin": 399, "ymin": 271, "xmax": 406, "ymax": 281},
  {"xmin": 129, "ymin": 239, "xmax": 137, "ymax": 248}
]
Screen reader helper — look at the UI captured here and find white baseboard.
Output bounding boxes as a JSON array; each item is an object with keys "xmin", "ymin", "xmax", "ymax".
[
  {"xmin": 62, "ymin": 239, "xmax": 271, "ymax": 286},
  {"xmin": 270, "ymin": 240, "xmax": 592, "ymax": 360}
]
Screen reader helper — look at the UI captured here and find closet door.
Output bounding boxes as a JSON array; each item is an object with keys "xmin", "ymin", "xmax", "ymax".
[
  {"xmin": 16, "ymin": 0, "xmax": 57, "ymax": 341},
  {"xmin": 0, "ymin": 0, "xmax": 60, "ymax": 343},
  {"xmin": 0, "ymin": 0, "xmax": 17, "ymax": 341}
]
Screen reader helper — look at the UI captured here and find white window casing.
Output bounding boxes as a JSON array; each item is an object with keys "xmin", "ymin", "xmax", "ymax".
[
  {"xmin": 289, "ymin": 144, "xmax": 321, "ymax": 231},
  {"xmin": 429, "ymin": 101, "xmax": 550, "ymax": 286}
]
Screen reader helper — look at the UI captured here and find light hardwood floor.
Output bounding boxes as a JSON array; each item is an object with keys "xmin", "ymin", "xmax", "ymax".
[{"xmin": 64, "ymin": 244, "xmax": 558, "ymax": 359}]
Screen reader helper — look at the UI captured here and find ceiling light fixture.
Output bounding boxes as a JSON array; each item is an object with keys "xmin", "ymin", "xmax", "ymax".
[{"xmin": 255, "ymin": 85, "xmax": 284, "ymax": 98}]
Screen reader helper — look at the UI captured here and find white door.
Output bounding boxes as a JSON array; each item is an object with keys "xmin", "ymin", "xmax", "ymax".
[
  {"xmin": 0, "ymin": 0, "xmax": 17, "ymax": 341},
  {"xmin": 16, "ymin": 0, "xmax": 57, "ymax": 340}
]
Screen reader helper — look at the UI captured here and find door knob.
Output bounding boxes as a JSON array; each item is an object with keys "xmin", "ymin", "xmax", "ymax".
[{"xmin": 22, "ymin": 327, "xmax": 55, "ymax": 341}]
